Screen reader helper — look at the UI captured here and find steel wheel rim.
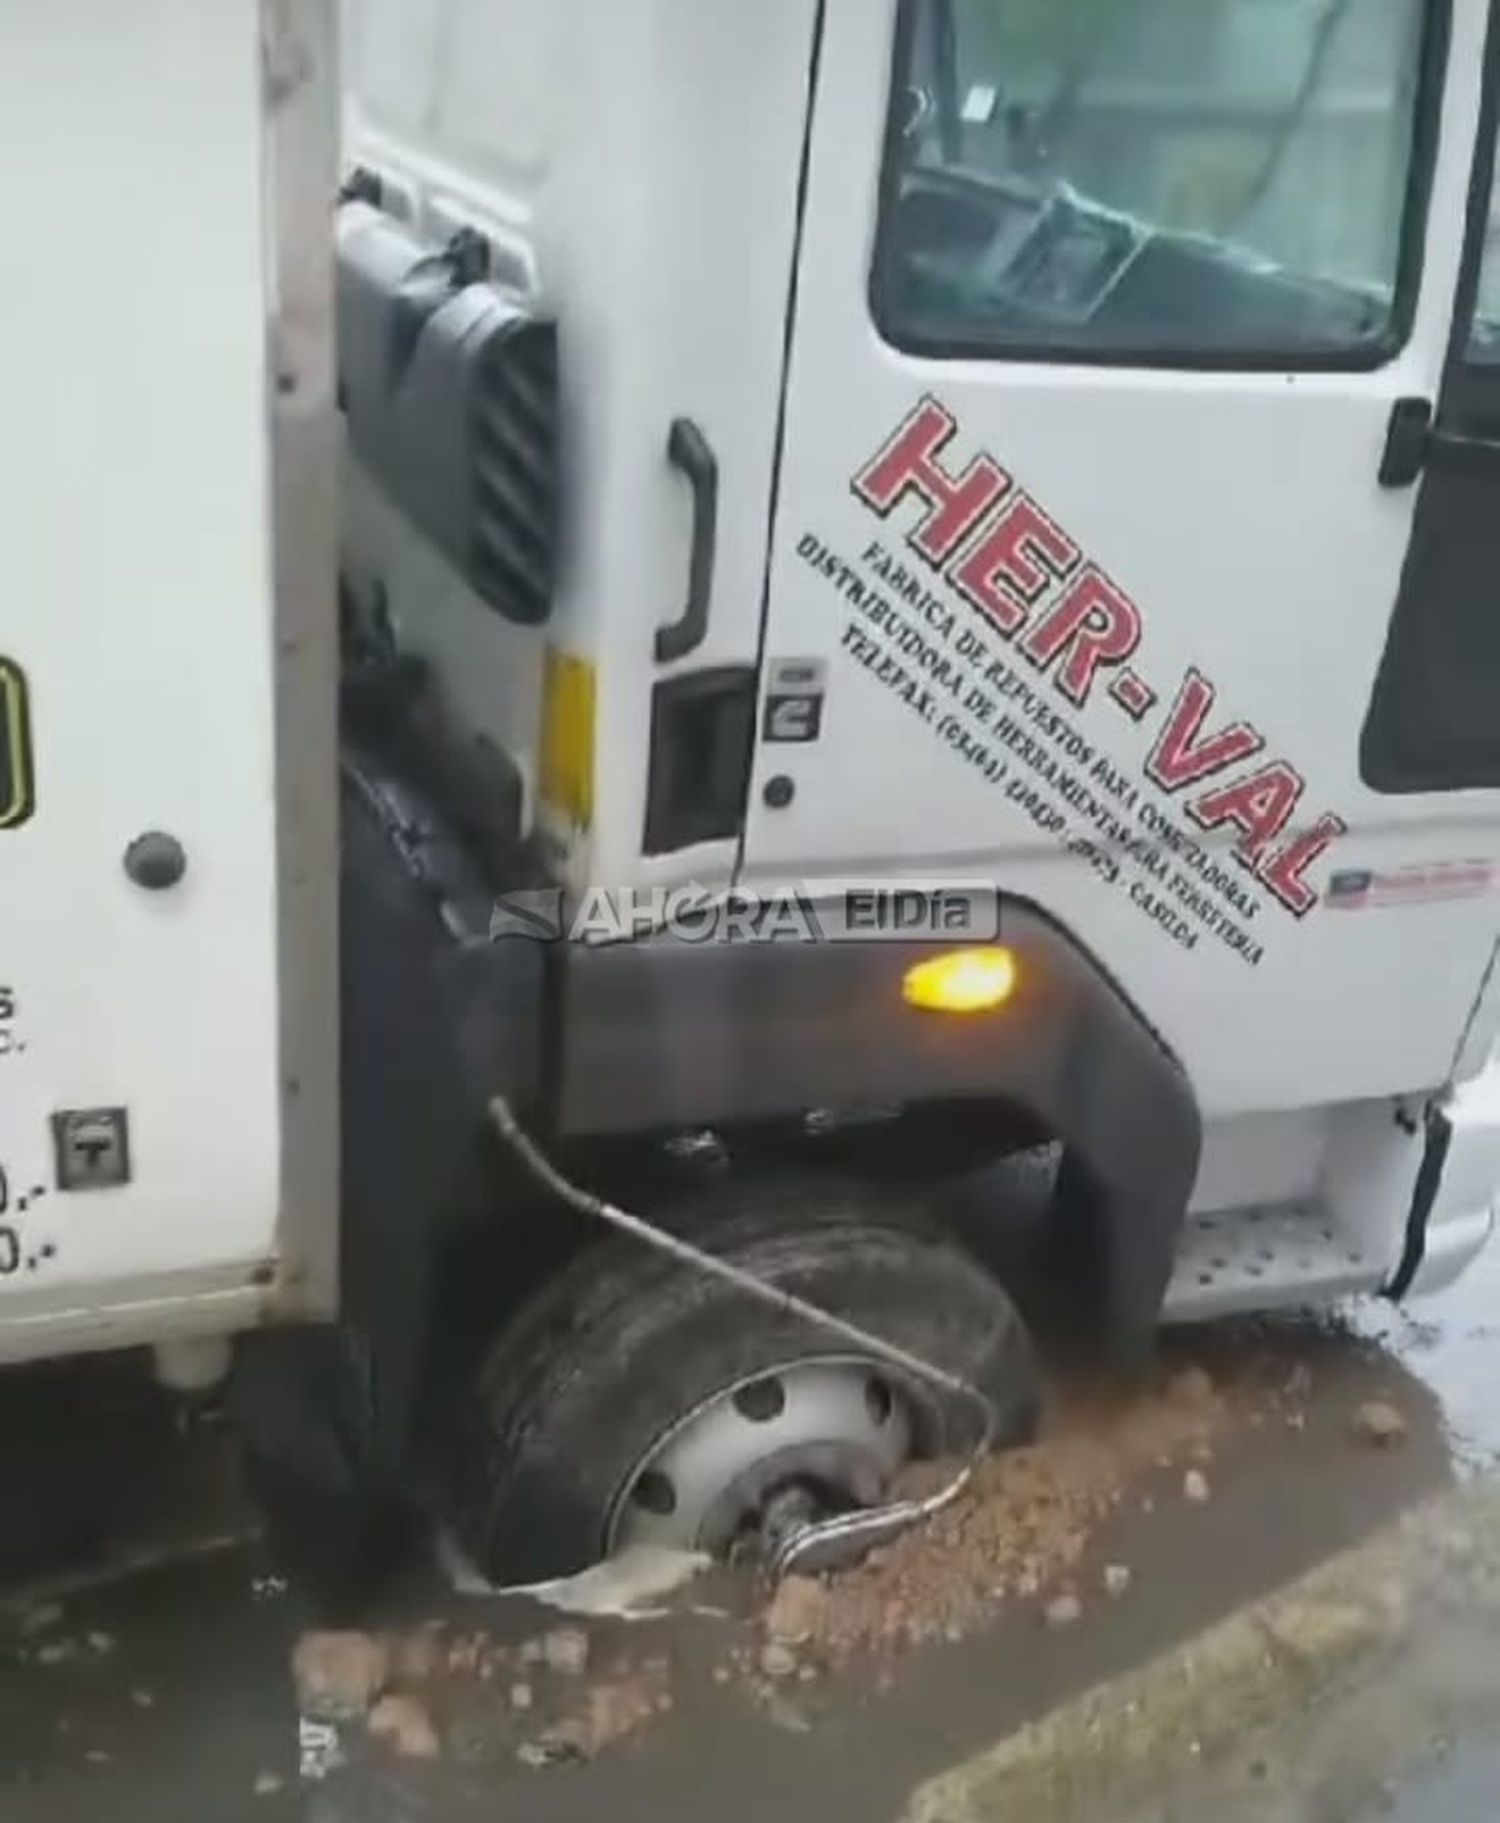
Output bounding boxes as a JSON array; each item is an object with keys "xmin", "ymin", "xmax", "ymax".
[{"xmin": 606, "ymin": 1355, "xmax": 918, "ymax": 1559}]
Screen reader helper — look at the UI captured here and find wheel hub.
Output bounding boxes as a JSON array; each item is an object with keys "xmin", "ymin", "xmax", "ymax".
[{"xmin": 607, "ymin": 1358, "xmax": 916, "ymax": 1560}]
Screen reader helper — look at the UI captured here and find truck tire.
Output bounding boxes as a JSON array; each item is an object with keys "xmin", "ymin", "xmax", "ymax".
[{"xmin": 452, "ymin": 1179, "xmax": 1041, "ymax": 1585}]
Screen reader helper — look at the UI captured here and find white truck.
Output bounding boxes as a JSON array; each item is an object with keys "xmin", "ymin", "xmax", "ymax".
[{"xmin": 5, "ymin": 0, "xmax": 1500, "ymax": 1593}]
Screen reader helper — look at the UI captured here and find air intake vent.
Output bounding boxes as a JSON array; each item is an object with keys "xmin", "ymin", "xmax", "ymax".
[
  {"xmin": 338, "ymin": 204, "xmax": 559, "ymax": 629},
  {"xmin": 471, "ymin": 321, "xmax": 558, "ymax": 627}
]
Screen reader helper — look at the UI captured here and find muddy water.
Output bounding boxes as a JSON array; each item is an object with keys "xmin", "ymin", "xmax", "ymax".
[
  {"xmin": 0, "ymin": 1239, "xmax": 1494, "ymax": 1823},
  {"xmin": 1393, "ymin": 1746, "xmax": 1500, "ymax": 1823},
  {"xmin": 1355, "ymin": 1233, "xmax": 1500, "ymax": 1471}
]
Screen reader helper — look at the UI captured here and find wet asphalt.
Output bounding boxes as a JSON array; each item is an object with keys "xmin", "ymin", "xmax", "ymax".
[
  {"xmin": 1394, "ymin": 1747, "xmax": 1500, "ymax": 1823},
  {"xmin": 0, "ymin": 1235, "xmax": 1498, "ymax": 1822}
]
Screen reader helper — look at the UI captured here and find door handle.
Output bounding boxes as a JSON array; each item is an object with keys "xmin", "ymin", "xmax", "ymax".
[
  {"xmin": 1378, "ymin": 396, "xmax": 1433, "ymax": 487},
  {"xmin": 655, "ymin": 418, "xmax": 719, "ymax": 664}
]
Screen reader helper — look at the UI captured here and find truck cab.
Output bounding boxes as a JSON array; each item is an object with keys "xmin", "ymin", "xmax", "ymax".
[{"xmin": 344, "ymin": 0, "xmax": 1500, "ymax": 1310}]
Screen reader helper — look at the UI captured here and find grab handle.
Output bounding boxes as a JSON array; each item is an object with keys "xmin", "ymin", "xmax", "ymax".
[{"xmin": 655, "ymin": 418, "xmax": 719, "ymax": 664}]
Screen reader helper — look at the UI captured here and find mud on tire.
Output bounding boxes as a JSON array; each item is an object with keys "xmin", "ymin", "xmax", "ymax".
[{"xmin": 451, "ymin": 1176, "xmax": 1042, "ymax": 1586}]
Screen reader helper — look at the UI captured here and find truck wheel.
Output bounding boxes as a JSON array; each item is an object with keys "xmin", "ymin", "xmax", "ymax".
[{"xmin": 453, "ymin": 1180, "xmax": 1040, "ymax": 1585}]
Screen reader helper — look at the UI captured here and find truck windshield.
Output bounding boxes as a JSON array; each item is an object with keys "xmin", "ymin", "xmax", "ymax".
[{"xmin": 875, "ymin": 0, "xmax": 1434, "ymax": 366}]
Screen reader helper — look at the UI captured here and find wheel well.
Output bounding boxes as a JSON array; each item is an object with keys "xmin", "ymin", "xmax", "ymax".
[
  {"xmin": 422, "ymin": 1100, "xmax": 1068, "ymax": 1438},
  {"xmin": 554, "ymin": 898, "xmax": 1201, "ymax": 1352}
]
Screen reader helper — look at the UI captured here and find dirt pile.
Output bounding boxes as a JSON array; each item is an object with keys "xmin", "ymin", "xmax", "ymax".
[
  {"xmin": 758, "ymin": 1361, "xmax": 1235, "ymax": 1665},
  {"xmin": 326, "ymin": 1340, "xmax": 1348, "ymax": 1768}
]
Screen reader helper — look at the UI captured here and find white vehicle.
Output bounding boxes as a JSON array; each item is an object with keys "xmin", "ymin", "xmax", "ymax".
[{"xmin": 6, "ymin": 0, "xmax": 1500, "ymax": 1590}]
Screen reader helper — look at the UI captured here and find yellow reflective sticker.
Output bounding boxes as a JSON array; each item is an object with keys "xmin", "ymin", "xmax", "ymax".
[
  {"xmin": 540, "ymin": 647, "xmax": 596, "ymax": 832},
  {"xmin": 0, "ymin": 659, "xmax": 33, "ymax": 830}
]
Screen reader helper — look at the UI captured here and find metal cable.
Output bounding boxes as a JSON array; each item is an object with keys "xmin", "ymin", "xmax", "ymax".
[{"xmin": 488, "ymin": 1097, "xmax": 997, "ymax": 1577}]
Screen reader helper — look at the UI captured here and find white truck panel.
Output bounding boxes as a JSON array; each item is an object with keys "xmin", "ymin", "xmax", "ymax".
[
  {"xmin": 343, "ymin": 0, "xmax": 821, "ymax": 892},
  {"xmin": 0, "ymin": 0, "xmax": 339, "ymax": 1361}
]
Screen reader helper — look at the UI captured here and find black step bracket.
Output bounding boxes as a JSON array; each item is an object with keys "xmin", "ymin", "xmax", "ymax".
[{"xmin": 643, "ymin": 667, "xmax": 757, "ymax": 855}]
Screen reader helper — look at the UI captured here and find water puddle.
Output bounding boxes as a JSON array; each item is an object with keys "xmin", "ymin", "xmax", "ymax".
[{"xmin": 1351, "ymin": 1237, "xmax": 1500, "ymax": 1473}]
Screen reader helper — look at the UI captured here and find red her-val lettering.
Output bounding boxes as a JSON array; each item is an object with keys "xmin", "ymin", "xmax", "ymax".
[
  {"xmin": 1189, "ymin": 762, "xmax": 1305, "ymax": 863},
  {"xmin": 1144, "ymin": 669, "xmax": 1264, "ymax": 792},
  {"xmin": 852, "ymin": 397, "xmax": 1012, "ymax": 567},
  {"xmin": 950, "ymin": 494, "xmax": 1081, "ymax": 637},
  {"xmin": 1257, "ymin": 815, "xmax": 1350, "ymax": 919},
  {"xmin": 847, "ymin": 397, "xmax": 1349, "ymax": 917},
  {"xmin": 1020, "ymin": 566, "xmax": 1142, "ymax": 708}
]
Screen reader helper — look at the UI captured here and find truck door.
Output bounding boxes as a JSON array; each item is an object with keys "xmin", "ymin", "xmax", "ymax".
[
  {"xmin": 745, "ymin": 0, "xmax": 1500, "ymax": 1115},
  {"xmin": 1365, "ymin": 48, "xmax": 1500, "ymax": 793}
]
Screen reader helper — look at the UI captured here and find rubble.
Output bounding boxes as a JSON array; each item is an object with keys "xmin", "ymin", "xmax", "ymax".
[
  {"xmin": 278, "ymin": 1343, "xmax": 1304, "ymax": 1774},
  {"xmin": 291, "ymin": 1631, "xmax": 391, "ymax": 1721},
  {"xmin": 743, "ymin": 1361, "xmax": 1236, "ymax": 1665},
  {"xmin": 1045, "ymin": 1595, "xmax": 1083, "ymax": 1629},
  {"xmin": 1353, "ymin": 1401, "xmax": 1409, "ymax": 1448},
  {"xmin": 367, "ymin": 1693, "xmax": 442, "ymax": 1760},
  {"xmin": 764, "ymin": 1574, "xmax": 828, "ymax": 1646},
  {"xmin": 541, "ymin": 1667, "xmax": 669, "ymax": 1761},
  {"xmin": 392, "ymin": 1625, "xmax": 443, "ymax": 1685},
  {"xmin": 543, "ymin": 1626, "xmax": 591, "ymax": 1676}
]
